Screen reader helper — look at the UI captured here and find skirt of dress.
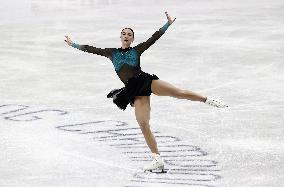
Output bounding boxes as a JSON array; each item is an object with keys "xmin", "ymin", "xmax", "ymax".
[{"xmin": 107, "ymin": 71, "xmax": 159, "ymax": 110}]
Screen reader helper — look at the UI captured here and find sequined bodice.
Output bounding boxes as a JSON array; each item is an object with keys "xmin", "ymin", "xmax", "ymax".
[
  {"xmin": 112, "ymin": 48, "xmax": 140, "ymax": 72},
  {"xmin": 111, "ymin": 47, "xmax": 141, "ymax": 83}
]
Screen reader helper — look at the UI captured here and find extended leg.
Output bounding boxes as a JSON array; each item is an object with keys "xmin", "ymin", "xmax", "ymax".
[
  {"xmin": 151, "ymin": 79, "xmax": 228, "ymax": 107},
  {"xmin": 151, "ymin": 79, "xmax": 206, "ymax": 102}
]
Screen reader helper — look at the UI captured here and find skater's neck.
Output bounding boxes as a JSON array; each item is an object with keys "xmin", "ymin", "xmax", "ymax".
[{"xmin": 121, "ymin": 44, "xmax": 131, "ymax": 49}]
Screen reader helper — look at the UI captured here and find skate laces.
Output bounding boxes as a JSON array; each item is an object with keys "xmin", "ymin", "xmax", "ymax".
[{"xmin": 205, "ymin": 97, "xmax": 228, "ymax": 108}]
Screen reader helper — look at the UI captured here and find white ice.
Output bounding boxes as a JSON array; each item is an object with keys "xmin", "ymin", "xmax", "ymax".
[{"xmin": 1, "ymin": 0, "xmax": 284, "ymax": 187}]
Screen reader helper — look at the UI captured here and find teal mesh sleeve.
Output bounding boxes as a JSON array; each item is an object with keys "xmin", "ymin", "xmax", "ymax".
[
  {"xmin": 160, "ymin": 21, "xmax": 171, "ymax": 33},
  {"xmin": 71, "ymin": 42, "xmax": 80, "ymax": 49}
]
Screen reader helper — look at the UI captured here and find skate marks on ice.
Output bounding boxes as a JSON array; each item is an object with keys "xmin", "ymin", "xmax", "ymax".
[
  {"xmin": 0, "ymin": 104, "xmax": 68, "ymax": 121},
  {"xmin": 56, "ymin": 124, "xmax": 221, "ymax": 186},
  {"xmin": 1, "ymin": 104, "xmax": 220, "ymax": 187}
]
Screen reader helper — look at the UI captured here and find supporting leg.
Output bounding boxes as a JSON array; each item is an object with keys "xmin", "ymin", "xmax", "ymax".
[{"xmin": 134, "ymin": 96, "xmax": 159, "ymax": 154}]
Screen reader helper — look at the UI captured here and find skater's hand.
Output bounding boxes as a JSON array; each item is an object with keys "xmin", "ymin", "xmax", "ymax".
[
  {"xmin": 64, "ymin": 35, "xmax": 73, "ymax": 46},
  {"xmin": 165, "ymin": 11, "xmax": 176, "ymax": 24}
]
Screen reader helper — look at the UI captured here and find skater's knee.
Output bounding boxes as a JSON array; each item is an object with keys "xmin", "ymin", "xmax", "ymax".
[
  {"xmin": 175, "ymin": 89, "xmax": 186, "ymax": 99},
  {"xmin": 138, "ymin": 121, "xmax": 151, "ymax": 133}
]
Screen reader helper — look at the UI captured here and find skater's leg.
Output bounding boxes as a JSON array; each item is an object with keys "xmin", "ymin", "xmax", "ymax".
[
  {"xmin": 134, "ymin": 96, "xmax": 159, "ymax": 154},
  {"xmin": 151, "ymin": 79, "xmax": 228, "ymax": 108},
  {"xmin": 151, "ymin": 79, "xmax": 206, "ymax": 102}
]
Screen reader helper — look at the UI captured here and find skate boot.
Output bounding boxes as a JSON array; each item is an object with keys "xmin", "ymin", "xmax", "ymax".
[
  {"xmin": 143, "ymin": 153, "xmax": 165, "ymax": 172},
  {"xmin": 205, "ymin": 97, "xmax": 228, "ymax": 108}
]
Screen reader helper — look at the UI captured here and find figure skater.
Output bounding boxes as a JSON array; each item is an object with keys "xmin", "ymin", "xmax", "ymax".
[{"xmin": 64, "ymin": 12, "xmax": 228, "ymax": 172}]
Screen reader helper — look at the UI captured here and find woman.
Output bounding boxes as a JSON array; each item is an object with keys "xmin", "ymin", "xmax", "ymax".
[{"xmin": 65, "ymin": 12, "xmax": 227, "ymax": 172}]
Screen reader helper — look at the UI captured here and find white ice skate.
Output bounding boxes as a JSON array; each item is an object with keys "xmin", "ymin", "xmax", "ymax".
[
  {"xmin": 205, "ymin": 97, "xmax": 228, "ymax": 108},
  {"xmin": 143, "ymin": 153, "xmax": 165, "ymax": 172}
]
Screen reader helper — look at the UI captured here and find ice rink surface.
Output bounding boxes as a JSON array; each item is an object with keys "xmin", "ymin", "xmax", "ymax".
[{"xmin": 1, "ymin": 0, "xmax": 284, "ymax": 186}]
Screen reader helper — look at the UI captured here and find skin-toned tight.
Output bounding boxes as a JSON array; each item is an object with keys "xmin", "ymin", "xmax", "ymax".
[{"xmin": 134, "ymin": 79, "xmax": 206, "ymax": 154}]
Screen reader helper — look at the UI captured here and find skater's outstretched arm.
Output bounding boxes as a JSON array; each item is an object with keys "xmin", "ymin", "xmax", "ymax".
[
  {"xmin": 64, "ymin": 35, "xmax": 113, "ymax": 59},
  {"xmin": 134, "ymin": 12, "xmax": 176, "ymax": 55}
]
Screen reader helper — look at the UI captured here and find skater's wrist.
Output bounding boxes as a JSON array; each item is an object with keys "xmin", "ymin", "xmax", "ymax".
[
  {"xmin": 71, "ymin": 42, "xmax": 80, "ymax": 49},
  {"xmin": 160, "ymin": 21, "xmax": 171, "ymax": 32}
]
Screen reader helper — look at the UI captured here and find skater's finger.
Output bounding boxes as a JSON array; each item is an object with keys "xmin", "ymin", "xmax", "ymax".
[
  {"xmin": 165, "ymin": 11, "xmax": 169, "ymax": 19},
  {"xmin": 65, "ymin": 36, "xmax": 71, "ymax": 42},
  {"xmin": 165, "ymin": 11, "xmax": 168, "ymax": 17}
]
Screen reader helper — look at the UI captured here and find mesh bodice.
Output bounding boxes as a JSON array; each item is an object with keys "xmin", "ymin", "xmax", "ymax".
[
  {"xmin": 112, "ymin": 47, "xmax": 142, "ymax": 83},
  {"xmin": 116, "ymin": 63, "xmax": 142, "ymax": 83}
]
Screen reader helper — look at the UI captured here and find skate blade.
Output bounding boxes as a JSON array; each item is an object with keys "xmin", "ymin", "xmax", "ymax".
[{"xmin": 144, "ymin": 167, "xmax": 167, "ymax": 173}]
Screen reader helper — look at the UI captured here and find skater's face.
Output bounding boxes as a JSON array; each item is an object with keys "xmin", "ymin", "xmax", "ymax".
[{"xmin": 120, "ymin": 28, "xmax": 134, "ymax": 47}]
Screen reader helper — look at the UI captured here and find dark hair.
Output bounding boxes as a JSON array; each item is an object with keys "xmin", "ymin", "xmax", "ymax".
[{"xmin": 121, "ymin": 28, "xmax": 134, "ymax": 39}]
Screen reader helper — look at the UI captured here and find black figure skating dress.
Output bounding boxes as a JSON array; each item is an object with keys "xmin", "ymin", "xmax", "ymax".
[{"xmin": 72, "ymin": 22, "xmax": 171, "ymax": 110}]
